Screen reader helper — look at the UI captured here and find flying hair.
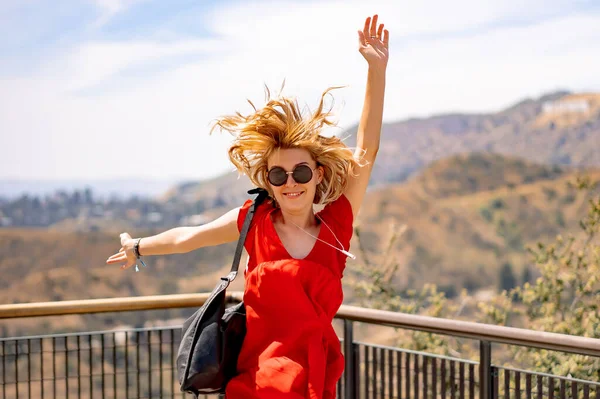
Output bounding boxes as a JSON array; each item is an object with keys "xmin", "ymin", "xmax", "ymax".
[{"xmin": 210, "ymin": 85, "xmax": 366, "ymax": 204}]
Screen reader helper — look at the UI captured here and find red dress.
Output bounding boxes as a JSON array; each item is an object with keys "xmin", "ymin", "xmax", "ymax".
[{"xmin": 225, "ymin": 194, "xmax": 353, "ymax": 399}]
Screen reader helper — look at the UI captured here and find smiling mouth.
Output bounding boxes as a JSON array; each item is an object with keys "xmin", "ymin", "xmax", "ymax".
[{"xmin": 283, "ymin": 192, "xmax": 304, "ymax": 198}]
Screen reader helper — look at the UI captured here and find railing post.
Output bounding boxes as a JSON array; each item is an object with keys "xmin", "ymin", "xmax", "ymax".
[
  {"xmin": 344, "ymin": 319, "xmax": 355, "ymax": 399},
  {"xmin": 480, "ymin": 340, "xmax": 492, "ymax": 399}
]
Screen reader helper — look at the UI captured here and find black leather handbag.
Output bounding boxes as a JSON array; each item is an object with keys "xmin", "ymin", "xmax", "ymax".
[{"xmin": 176, "ymin": 188, "xmax": 268, "ymax": 397}]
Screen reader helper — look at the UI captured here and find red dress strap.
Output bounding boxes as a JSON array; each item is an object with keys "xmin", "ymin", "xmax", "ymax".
[{"xmin": 315, "ymin": 193, "xmax": 354, "ymax": 274}]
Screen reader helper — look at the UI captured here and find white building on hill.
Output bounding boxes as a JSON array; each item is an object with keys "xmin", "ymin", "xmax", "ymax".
[{"xmin": 542, "ymin": 99, "xmax": 590, "ymax": 114}]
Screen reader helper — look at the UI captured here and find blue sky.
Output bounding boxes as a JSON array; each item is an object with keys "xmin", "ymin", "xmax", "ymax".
[{"xmin": 1, "ymin": 0, "xmax": 599, "ymax": 181}]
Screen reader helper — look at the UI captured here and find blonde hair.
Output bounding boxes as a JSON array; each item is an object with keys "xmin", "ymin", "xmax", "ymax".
[{"xmin": 210, "ymin": 86, "xmax": 364, "ymax": 204}]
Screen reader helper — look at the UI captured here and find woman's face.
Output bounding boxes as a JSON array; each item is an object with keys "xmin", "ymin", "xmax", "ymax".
[{"xmin": 266, "ymin": 148, "xmax": 323, "ymax": 212}]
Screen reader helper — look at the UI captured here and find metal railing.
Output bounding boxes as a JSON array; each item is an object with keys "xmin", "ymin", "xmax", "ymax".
[{"xmin": 1, "ymin": 293, "xmax": 599, "ymax": 398}]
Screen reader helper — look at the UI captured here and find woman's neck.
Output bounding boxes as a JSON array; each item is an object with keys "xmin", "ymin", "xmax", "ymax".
[{"xmin": 276, "ymin": 207, "xmax": 317, "ymax": 229}]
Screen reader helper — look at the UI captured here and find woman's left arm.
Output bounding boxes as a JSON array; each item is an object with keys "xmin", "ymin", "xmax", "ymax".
[{"xmin": 344, "ymin": 14, "xmax": 389, "ymax": 218}]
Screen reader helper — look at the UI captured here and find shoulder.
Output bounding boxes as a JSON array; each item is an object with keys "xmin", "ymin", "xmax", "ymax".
[
  {"xmin": 318, "ymin": 193, "xmax": 354, "ymax": 243},
  {"xmin": 236, "ymin": 197, "xmax": 273, "ymax": 233},
  {"xmin": 320, "ymin": 193, "xmax": 353, "ymax": 224}
]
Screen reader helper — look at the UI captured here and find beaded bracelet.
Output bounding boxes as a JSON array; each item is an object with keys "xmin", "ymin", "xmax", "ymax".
[{"xmin": 133, "ymin": 238, "xmax": 148, "ymax": 272}]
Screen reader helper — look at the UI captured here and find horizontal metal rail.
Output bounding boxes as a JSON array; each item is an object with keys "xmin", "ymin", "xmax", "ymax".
[
  {"xmin": 1, "ymin": 292, "xmax": 599, "ymax": 357},
  {"xmin": 0, "ymin": 293, "xmax": 228, "ymax": 319},
  {"xmin": 335, "ymin": 305, "xmax": 600, "ymax": 358}
]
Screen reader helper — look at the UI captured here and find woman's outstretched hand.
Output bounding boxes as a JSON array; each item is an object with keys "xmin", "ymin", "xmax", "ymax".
[
  {"xmin": 105, "ymin": 232, "xmax": 137, "ymax": 270},
  {"xmin": 358, "ymin": 14, "xmax": 389, "ymax": 69}
]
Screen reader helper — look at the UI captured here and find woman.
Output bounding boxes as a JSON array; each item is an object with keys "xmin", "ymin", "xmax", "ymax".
[{"xmin": 106, "ymin": 14, "xmax": 388, "ymax": 399}]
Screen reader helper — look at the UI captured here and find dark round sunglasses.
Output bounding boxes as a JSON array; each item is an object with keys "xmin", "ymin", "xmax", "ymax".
[{"xmin": 267, "ymin": 164, "xmax": 315, "ymax": 186}]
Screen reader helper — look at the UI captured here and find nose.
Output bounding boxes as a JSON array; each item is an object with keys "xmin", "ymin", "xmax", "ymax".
[{"xmin": 285, "ymin": 173, "xmax": 297, "ymax": 187}]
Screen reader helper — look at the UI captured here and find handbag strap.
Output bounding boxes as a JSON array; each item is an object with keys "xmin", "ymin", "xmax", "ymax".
[{"xmin": 222, "ymin": 187, "xmax": 269, "ymax": 283}]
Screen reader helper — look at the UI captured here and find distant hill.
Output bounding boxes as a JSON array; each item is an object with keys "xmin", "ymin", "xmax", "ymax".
[
  {"xmin": 161, "ymin": 91, "xmax": 600, "ymax": 207},
  {"xmin": 0, "ymin": 178, "xmax": 180, "ymax": 200},
  {"xmin": 2, "ymin": 152, "xmax": 598, "ymax": 337},
  {"xmin": 159, "ymin": 171, "xmax": 253, "ymax": 209},
  {"xmin": 3, "ymin": 91, "xmax": 597, "ymax": 206},
  {"xmin": 353, "ymin": 153, "xmax": 600, "ymax": 295},
  {"xmin": 343, "ymin": 91, "xmax": 600, "ymax": 185},
  {"xmin": 414, "ymin": 153, "xmax": 564, "ymax": 198}
]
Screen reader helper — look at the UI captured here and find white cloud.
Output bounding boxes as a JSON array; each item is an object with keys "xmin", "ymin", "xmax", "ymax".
[
  {"xmin": 1, "ymin": 0, "xmax": 599, "ymax": 181},
  {"xmin": 92, "ymin": 0, "xmax": 148, "ymax": 27},
  {"xmin": 63, "ymin": 39, "xmax": 221, "ymax": 91},
  {"xmin": 94, "ymin": 0, "xmax": 126, "ymax": 14}
]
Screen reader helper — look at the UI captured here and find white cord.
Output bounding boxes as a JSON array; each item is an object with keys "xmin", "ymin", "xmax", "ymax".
[{"xmin": 289, "ymin": 214, "xmax": 356, "ymax": 260}]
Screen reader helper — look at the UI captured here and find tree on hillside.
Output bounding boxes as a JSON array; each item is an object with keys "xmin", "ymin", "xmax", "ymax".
[
  {"xmin": 350, "ymin": 174, "xmax": 600, "ymax": 382},
  {"xmin": 498, "ymin": 262, "xmax": 517, "ymax": 292},
  {"xmin": 351, "ymin": 222, "xmax": 464, "ymax": 356},
  {"xmin": 479, "ymin": 175, "xmax": 600, "ymax": 381},
  {"xmin": 521, "ymin": 265, "xmax": 533, "ymax": 286}
]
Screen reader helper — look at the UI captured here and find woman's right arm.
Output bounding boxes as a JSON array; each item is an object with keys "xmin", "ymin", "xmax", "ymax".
[{"xmin": 106, "ymin": 206, "xmax": 241, "ymax": 270}]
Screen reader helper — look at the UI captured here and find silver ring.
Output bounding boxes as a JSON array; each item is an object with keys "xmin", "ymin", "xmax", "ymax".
[{"xmin": 370, "ymin": 35, "xmax": 378, "ymax": 39}]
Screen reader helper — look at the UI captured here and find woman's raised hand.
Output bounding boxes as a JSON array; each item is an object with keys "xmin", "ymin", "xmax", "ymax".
[
  {"xmin": 105, "ymin": 232, "xmax": 137, "ymax": 270},
  {"xmin": 357, "ymin": 14, "xmax": 389, "ymax": 69}
]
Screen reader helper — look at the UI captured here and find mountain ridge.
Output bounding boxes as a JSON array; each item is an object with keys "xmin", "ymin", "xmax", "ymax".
[{"xmin": 161, "ymin": 90, "xmax": 599, "ymax": 208}]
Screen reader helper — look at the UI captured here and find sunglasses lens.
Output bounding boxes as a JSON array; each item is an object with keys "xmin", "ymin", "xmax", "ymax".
[
  {"xmin": 268, "ymin": 165, "xmax": 314, "ymax": 186},
  {"xmin": 268, "ymin": 167, "xmax": 288, "ymax": 186},
  {"xmin": 292, "ymin": 165, "xmax": 313, "ymax": 184}
]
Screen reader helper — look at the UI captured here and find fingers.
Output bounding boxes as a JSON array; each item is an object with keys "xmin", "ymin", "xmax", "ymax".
[
  {"xmin": 106, "ymin": 253, "xmax": 135, "ymax": 270},
  {"xmin": 363, "ymin": 16, "xmax": 371, "ymax": 37},
  {"xmin": 108, "ymin": 233, "xmax": 134, "ymax": 270},
  {"xmin": 383, "ymin": 29, "xmax": 389, "ymax": 48},
  {"xmin": 377, "ymin": 23, "xmax": 384, "ymax": 39},
  {"xmin": 106, "ymin": 252, "xmax": 126, "ymax": 264},
  {"xmin": 369, "ymin": 15, "xmax": 378, "ymax": 37},
  {"xmin": 363, "ymin": 14, "xmax": 386, "ymax": 42},
  {"xmin": 357, "ymin": 30, "xmax": 366, "ymax": 47},
  {"xmin": 106, "ymin": 252, "xmax": 120, "ymax": 261},
  {"xmin": 121, "ymin": 261, "xmax": 135, "ymax": 270}
]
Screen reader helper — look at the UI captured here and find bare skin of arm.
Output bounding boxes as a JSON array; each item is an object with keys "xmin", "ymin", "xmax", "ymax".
[
  {"xmin": 344, "ymin": 14, "xmax": 389, "ymax": 218},
  {"xmin": 106, "ymin": 207, "xmax": 241, "ymax": 270}
]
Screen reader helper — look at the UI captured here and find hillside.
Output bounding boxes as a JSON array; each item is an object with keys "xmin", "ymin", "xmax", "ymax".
[
  {"xmin": 352, "ymin": 154, "xmax": 600, "ymax": 295},
  {"xmin": 160, "ymin": 91, "xmax": 600, "ymax": 208},
  {"xmin": 160, "ymin": 170, "xmax": 253, "ymax": 209},
  {"xmin": 414, "ymin": 153, "xmax": 564, "ymax": 198},
  {"xmin": 2, "ymin": 153, "xmax": 599, "ymax": 337},
  {"xmin": 0, "ymin": 227, "xmax": 245, "ymax": 336},
  {"xmin": 349, "ymin": 91, "xmax": 600, "ymax": 186}
]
